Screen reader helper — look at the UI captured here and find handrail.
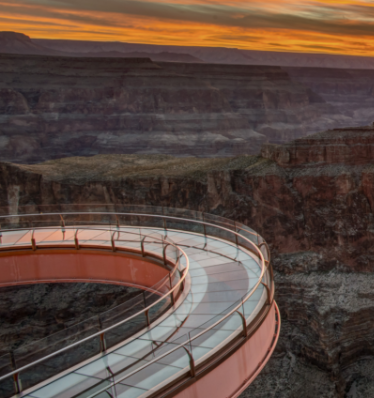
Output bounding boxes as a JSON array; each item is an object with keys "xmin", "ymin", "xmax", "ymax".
[
  {"xmin": 0, "ymin": 210, "xmax": 268, "ymax": 397},
  {"xmin": 0, "ymin": 226, "xmax": 189, "ymax": 385}
]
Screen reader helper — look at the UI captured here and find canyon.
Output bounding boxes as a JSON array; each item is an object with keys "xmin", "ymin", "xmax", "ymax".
[
  {"xmin": 0, "ymin": 126, "xmax": 374, "ymax": 396},
  {"xmin": 0, "ymin": 50, "xmax": 367, "ymax": 163},
  {"xmin": 3, "ymin": 32, "xmax": 374, "ymax": 162}
]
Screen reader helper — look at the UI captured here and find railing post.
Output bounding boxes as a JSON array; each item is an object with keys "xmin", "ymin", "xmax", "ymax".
[
  {"xmin": 9, "ymin": 351, "xmax": 21, "ymax": 394},
  {"xmin": 142, "ymin": 291, "xmax": 150, "ymax": 326},
  {"xmin": 163, "ymin": 243, "xmax": 170, "ymax": 266},
  {"xmin": 234, "ymin": 232, "xmax": 239, "ymax": 260},
  {"xmin": 235, "ymin": 309, "xmax": 248, "ymax": 338},
  {"xmin": 74, "ymin": 229, "xmax": 79, "ymax": 250},
  {"xmin": 31, "ymin": 230, "xmax": 36, "ymax": 251},
  {"xmin": 169, "ymin": 273, "xmax": 175, "ymax": 305},
  {"xmin": 60, "ymin": 214, "xmax": 66, "ymax": 240},
  {"xmin": 145, "ymin": 309, "xmax": 150, "ymax": 326},
  {"xmin": 258, "ymin": 241, "xmax": 271, "ymax": 264},
  {"xmin": 99, "ymin": 333, "xmax": 107, "ymax": 353},
  {"xmin": 141, "ymin": 236, "xmax": 145, "ymax": 257},
  {"xmin": 163, "ymin": 218, "xmax": 167, "ymax": 239},
  {"xmin": 202, "ymin": 213, "xmax": 207, "ymax": 249},
  {"xmin": 261, "ymin": 282, "xmax": 272, "ymax": 305},
  {"xmin": 13, "ymin": 373, "xmax": 21, "ymax": 394},
  {"xmin": 182, "ymin": 346, "xmax": 196, "ymax": 378},
  {"xmin": 59, "ymin": 214, "xmax": 65, "ymax": 228},
  {"xmin": 111, "ymin": 231, "xmax": 116, "ymax": 252}
]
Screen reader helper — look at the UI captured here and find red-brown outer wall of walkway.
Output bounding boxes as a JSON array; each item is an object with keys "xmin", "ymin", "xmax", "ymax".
[
  {"xmin": 174, "ymin": 302, "xmax": 278, "ymax": 398},
  {"xmin": 0, "ymin": 249, "xmax": 169, "ymax": 291}
]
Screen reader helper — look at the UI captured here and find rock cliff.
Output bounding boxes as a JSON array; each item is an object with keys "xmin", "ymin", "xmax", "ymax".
[
  {"xmin": 286, "ymin": 67, "xmax": 374, "ymax": 131},
  {"xmin": 0, "ymin": 126, "xmax": 374, "ymax": 396}
]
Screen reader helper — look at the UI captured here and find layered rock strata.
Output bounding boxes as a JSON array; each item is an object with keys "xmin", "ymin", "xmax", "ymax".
[
  {"xmin": 286, "ymin": 67, "xmax": 374, "ymax": 131},
  {"xmin": 0, "ymin": 53, "xmax": 350, "ymax": 163},
  {"xmin": 159, "ymin": 62, "xmax": 345, "ymax": 143},
  {"xmin": 0, "ymin": 54, "xmax": 268, "ymax": 162},
  {"xmin": 1, "ymin": 126, "xmax": 374, "ymax": 395}
]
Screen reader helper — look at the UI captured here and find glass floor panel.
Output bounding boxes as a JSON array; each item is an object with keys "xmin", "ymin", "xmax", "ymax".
[
  {"xmin": 28, "ymin": 373, "xmax": 101, "ymax": 398},
  {"xmin": 87, "ymin": 383, "xmax": 147, "ymax": 398},
  {"xmin": 120, "ymin": 362, "xmax": 182, "ymax": 391},
  {"xmin": 74, "ymin": 353, "xmax": 147, "ymax": 380}
]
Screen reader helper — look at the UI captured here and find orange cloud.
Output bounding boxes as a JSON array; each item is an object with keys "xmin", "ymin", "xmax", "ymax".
[{"xmin": 1, "ymin": 0, "xmax": 374, "ymax": 56}]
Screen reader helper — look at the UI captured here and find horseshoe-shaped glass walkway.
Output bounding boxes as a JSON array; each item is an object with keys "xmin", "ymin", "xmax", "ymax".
[{"xmin": 0, "ymin": 206, "xmax": 280, "ymax": 398}]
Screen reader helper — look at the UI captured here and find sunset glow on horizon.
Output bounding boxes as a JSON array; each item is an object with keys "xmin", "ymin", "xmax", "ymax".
[{"xmin": 2, "ymin": 0, "xmax": 374, "ymax": 56}]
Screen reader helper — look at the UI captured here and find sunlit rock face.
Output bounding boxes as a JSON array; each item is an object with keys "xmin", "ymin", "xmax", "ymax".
[{"xmin": 1, "ymin": 126, "xmax": 374, "ymax": 396}]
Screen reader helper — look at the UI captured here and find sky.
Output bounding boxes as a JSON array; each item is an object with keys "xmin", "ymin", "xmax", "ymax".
[{"xmin": 1, "ymin": 0, "xmax": 374, "ymax": 56}]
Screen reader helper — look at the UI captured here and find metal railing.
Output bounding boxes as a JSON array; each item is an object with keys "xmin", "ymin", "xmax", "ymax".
[{"xmin": 0, "ymin": 206, "xmax": 274, "ymax": 398}]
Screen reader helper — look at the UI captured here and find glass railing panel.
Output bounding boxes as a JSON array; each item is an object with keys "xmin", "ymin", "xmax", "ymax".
[
  {"xmin": 120, "ymin": 359, "xmax": 183, "ymax": 392},
  {"xmin": 238, "ymin": 229, "xmax": 259, "ymax": 245},
  {"xmin": 204, "ymin": 225, "xmax": 237, "ymax": 245},
  {"xmin": 0, "ymin": 375, "xmax": 14, "ymax": 398},
  {"xmin": 13, "ymin": 316, "xmax": 101, "ymax": 367},
  {"xmin": 0, "ymin": 353, "xmax": 14, "ymax": 398},
  {"xmin": 164, "ymin": 218, "xmax": 204, "ymax": 235},
  {"xmin": 237, "ymin": 234, "xmax": 260, "ymax": 257},
  {"xmin": 142, "ymin": 240, "xmax": 164, "ymax": 258},
  {"xmin": 4, "ymin": 230, "xmax": 31, "ymax": 246},
  {"xmin": 33, "ymin": 229, "xmax": 66, "ymax": 244},
  {"xmin": 1, "ymin": 230, "xmax": 29, "ymax": 246},
  {"xmin": 28, "ymin": 372, "xmax": 108, "ymax": 398},
  {"xmin": 133, "ymin": 340, "xmax": 190, "ymax": 371},
  {"xmin": 189, "ymin": 328, "xmax": 234, "ymax": 351},
  {"xmin": 202, "ymin": 212, "xmax": 236, "ymax": 230},
  {"xmin": 114, "ymin": 338, "xmax": 155, "ymax": 359},
  {"xmin": 102, "ymin": 315, "xmax": 148, "ymax": 350},
  {"xmin": 242, "ymin": 284, "xmax": 265, "ymax": 319},
  {"xmin": 17, "ymin": 334, "xmax": 101, "ymax": 392},
  {"xmin": 148, "ymin": 297, "xmax": 171, "ymax": 324},
  {"xmin": 98, "ymin": 295, "xmax": 145, "ymax": 329},
  {"xmin": 76, "ymin": 229, "xmax": 109, "ymax": 242},
  {"xmin": 75, "ymin": 352, "xmax": 148, "ymax": 382}
]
